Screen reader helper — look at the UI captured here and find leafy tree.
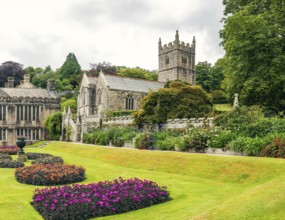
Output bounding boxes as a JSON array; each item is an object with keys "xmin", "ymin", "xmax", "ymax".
[
  {"xmin": 87, "ymin": 61, "xmax": 116, "ymax": 76},
  {"xmin": 58, "ymin": 53, "xmax": 82, "ymax": 88},
  {"xmin": 196, "ymin": 60, "xmax": 224, "ymax": 92},
  {"xmin": 134, "ymin": 82, "xmax": 212, "ymax": 125},
  {"xmin": 0, "ymin": 61, "xmax": 24, "ymax": 87},
  {"xmin": 117, "ymin": 67, "xmax": 158, "ymax": 81},
  {"xmin": 44, "ymin": 111, "xmax": 62, "ymax": 140},
  {"xmin": 31, "ymin": 70, "xmax": 58, "ymax": 88},
  {"xmin": 221, "ymin": 0, "xmax": 285, "ymax": 111}
]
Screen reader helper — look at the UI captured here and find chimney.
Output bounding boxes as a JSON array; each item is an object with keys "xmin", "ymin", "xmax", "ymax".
[
  {"xmin": 47, "ymin": 79, "xmax": 55, "ymax": 92},
  {"xmin": 23, "ymin": 74, "xmax": 30, "ymax": 83},
  {"xmin": 5, "ymin": 77, "xmax": 15, "ymax": 88}
]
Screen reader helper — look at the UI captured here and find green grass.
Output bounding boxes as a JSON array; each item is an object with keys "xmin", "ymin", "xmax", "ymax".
[
  {"xmin": 214, "ymin": 103, "xmax": 232, "ymax": 112},
  {"xmin": 1, "ymin": 142, "xmax": 285, "ymax": 219}
]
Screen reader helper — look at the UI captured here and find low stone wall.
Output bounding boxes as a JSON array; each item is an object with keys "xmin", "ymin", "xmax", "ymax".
[{"xmin": 164, "ymin": 118, "xmax": 213, "ymax": 129}]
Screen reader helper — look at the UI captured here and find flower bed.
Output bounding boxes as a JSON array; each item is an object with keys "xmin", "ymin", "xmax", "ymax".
[
  {"xmin": 0, "ymin": 153, "xmax": 12, "ymax": 160},
  {"xmin": 31, "ymin": 177, "xmax": 170, "ymax": 220},
  {"xmin": 15, "ymin": 164, "xmax": 85, "ymax": 185},
  {"xmin": 31, "ymin": 156, "xmax": 64, "ymax": 165},
  {"xmin": 0, "ymin": 146, "xmax": 20, "ymax": 155},
  {"xmin": 26, "ymin": 152, "xmax": 53, "ymax": 160},
  {"xmin": 0, "ymin": 159, "xmax": 24, "ymax": 168}
]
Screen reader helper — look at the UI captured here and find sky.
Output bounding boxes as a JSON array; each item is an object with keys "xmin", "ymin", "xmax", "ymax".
[{"xmin": 0, "ymin": 0, "xmax": 225, "ymax": 71}]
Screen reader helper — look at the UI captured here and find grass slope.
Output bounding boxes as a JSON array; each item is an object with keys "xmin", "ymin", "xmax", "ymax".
[{"xmin": 1, "ymin": 142, "xmax": 285, "ymax": 220}]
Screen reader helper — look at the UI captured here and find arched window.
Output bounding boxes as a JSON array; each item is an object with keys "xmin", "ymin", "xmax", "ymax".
[{"xmin": 125, "ymin": 94, "xmax": 134, "ymax": 110}]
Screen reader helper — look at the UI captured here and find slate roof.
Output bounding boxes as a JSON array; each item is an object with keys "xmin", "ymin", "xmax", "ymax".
[
  {"xmin": 103, "ymin": 74, "xmax": 164, "ymax": 93},
  {"xmin": 0, "ymin": 87, "xmax": 57, "ymax": 99}
]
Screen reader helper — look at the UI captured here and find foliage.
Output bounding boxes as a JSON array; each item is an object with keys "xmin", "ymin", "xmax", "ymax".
[
  {"xmin": 31, "ymin": 69, "xmax": 58, "ymax": 88},
  {"xmin": 87, "ymin": 61, "xmax": 116, "ymax": 76},
  {"xmin": 117, "ymin": 66, "xmax": 158, "ymax": 81},
  {"xmin": 31, "ymin": 177, "xmax": 170, "ymax": 220},
  {"xmin": 262, "ymin": 137, "xmax": 285, "ymax": 158},
  {"xmin": 58, "ymin": 53, "xmax": 82, "ymax": 89},
  {"xmin": 195, "ymin": 60, "xmax": 224, "ymax": 92},
  {"xmin": 134, "ymin": 82, "xmax": 213, "ymax": 125},
  {"xmin": 15, "ymin": 164, "xmax": 86, "ymax": 186},
  {"xmin": 156, "ymin": 136, "xmax": 185, "ymax": 151},
  {"xmin": 0, "ymin": 159, "xmax": 24, "ymax": 168},
  {"xmin": 26, "ymin": 152, "xmax": 53, "ymax": 160},
  {"xmin": 211, "ymin": 90, "xmax": 228, "ymax": 104},
  {"xmin": 221, "ymin": 0, "xmax": 285, "ymax": 111},
  {"xmin": 209, "ymin": 130, "xmax": 237, "ymax": 149},
  {"xmin": 61, "ymin": 98, "xmax": 77, "ymax": 112},
  {"xmin": 31, "ymin": 156, "xmax": 64, "ymax": 165},
  {"xmin": 0, "ymin": 61, "xmax": 24, "ymax": 87},
  {"xmin": 0, "ymin": 146, "xmax": 20, "ymax": 155},
  {"xmin": 134, "ymin": 132, "xmax": 156, "ymax": 149},
  {"xmin": 44, "ymin": 111, "xmax": 62, "ymax": 140},
  {"xmin": 0, "ymin": 153, "xmax": 12, "ymax": 160}
]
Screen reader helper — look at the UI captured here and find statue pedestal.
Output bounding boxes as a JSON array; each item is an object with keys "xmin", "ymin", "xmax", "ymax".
[{"xmin": 17, "ymin": 152, "xmax": 27, "ymax": 162}]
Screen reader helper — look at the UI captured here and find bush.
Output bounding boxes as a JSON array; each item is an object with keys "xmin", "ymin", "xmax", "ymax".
[
  {"xmin": 0, "ymin": 146, "xmax": 20, "ymax": 155},
  {"xmin": 211, "ymin": 90, "xmax": 228, "ymax": 104},
  {"xmin": 15, "ymin": 164, "xmax": 85, "ymax": 185},
  {"xmin": 0, "ymin": 159, "xmax": 24, "ymax": 168},
  {"xmin": 31, "ymin": 177, "xmax": 170, "ymax": 220},
  {"xmin": 134, "ymin": 132, "xmax": 156, "ymax": 149},
  {"xmin": 209, "ymin": 130, "xmax": 238, "ymax": 149},
  {"xmin": 261, "ymin": 137, "xmax": 285, "ymax": 158},
  {"xmin": 0, "ymin": 153, "xmax": 12, "ymax": 160},
  {"xmin": 31, "ymin": 156, "xmax": 64, "ymax": 165},
  {"xmin": 26, "ymin": 152, "xmax": 53, "ymax": 160},
  {"xmin": 156, "ymin": 136, "xmax": 185, "ymax": 151}
]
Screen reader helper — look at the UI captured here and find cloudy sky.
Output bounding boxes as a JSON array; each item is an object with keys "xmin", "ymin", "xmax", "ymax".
[{"xmin": 0, "ymin": 0, "xmax": 225, "ymax": 70}]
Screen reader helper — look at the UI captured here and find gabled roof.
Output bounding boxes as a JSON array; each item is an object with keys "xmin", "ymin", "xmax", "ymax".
[
  {"xmin": 0, "ymin": 87, "xmax": 57, "ymax": 99},
  {"xmin": 102, "ymin": 74, "xmax": 164, "ymax": 93}
]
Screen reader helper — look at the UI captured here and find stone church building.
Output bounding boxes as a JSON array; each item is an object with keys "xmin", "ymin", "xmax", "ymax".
[
  {"xmin": 0, "ymin": 75, "xmax": 60, "ymax": 146},
  {"xmin": 62, "ymin": 30, "xmax": 196, "ymax": 142}
]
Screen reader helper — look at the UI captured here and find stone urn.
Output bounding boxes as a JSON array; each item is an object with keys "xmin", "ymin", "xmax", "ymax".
[{"xmin": 16, "ymin": 137, "xmax": 27, "ymax": 162}]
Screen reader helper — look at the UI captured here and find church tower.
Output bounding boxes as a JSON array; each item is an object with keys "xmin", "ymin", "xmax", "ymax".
[{"xmin": 158, "ymin": 30, "xmax": 196, "ymax": 85}]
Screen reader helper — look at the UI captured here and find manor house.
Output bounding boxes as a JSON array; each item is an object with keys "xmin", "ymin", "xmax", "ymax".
[
  {"xmin": 62, "ymin": 30, "xmax": 196, "ymax": 142},
  {"xmin": 0, "ymin": 75, "xmax": 60, "ymax": 146}
]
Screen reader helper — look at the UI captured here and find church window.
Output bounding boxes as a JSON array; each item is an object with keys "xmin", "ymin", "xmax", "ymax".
[
  {"xmin": 0, "ymin": 105, "xmax": 6, "ymax": 121},
  {"xmin": 125, "ymin": 94, "xmax": 134, "ymax": 110},
  {"xmin": 0, "ymin": 128, "xmax": 7, "ymax": 140},
  {"xmin": 165, "ymin": 56, "xmax": 169, "ymax": 65}
]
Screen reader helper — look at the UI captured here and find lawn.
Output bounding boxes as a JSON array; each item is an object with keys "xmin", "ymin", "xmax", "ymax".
[{"xmin": 1, "ymin": 142, "xmax": 285, "ymax": 220}]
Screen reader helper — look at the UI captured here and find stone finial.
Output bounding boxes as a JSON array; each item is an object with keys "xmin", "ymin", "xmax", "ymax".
[
  {"xmin": 175, "ymin": 30, "xmax": 180, "ymax": 43},
  {"xmin": 67, "ymin": 105, "xmax": 71, "ymax": 115},
  {"xmin": 233, "ymin": 93, "xmax": 239, "ymax": 110},
  {"xmin": 192, "ymin": 36, "xmax": 196, "ymax": 48},
  {"xmin": 63, "ymin": 106, "xmax": 66, "ymax": 115},
  {"xmin": 158, "ymin": 37, "xmax": 162, "ymax": 50},
  {"xmin": 76, "ymin": 114, "xmax": 81, "ymax": 126}
]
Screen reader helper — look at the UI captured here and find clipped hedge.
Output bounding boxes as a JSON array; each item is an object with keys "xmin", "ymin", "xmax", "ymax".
[
  {"xmin": 0, "ymin": 159, "xmax": 24, "ymax": 168},
  {"xmin": 31, "ymin": 177, "xmax": 170, "ymax": 220},
  {"xmin": 26, "ymin": 152, "xmax": 53, "ymax": 160},
  {"xmin": 0, "ymin": 153, "xmax": 12, "ymax": 160},
  {"xmin": 15, "ymin": 164, "xmax": 85, "ymax": 186},
  {"xmin": 31, "ymin": 156, "xmax": 64, "ymax": 165}
]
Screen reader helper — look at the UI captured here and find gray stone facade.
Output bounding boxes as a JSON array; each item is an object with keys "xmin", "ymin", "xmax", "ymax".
[
  {"xmin": 158, "ymin": 30, "xmax": 196, "ymax": 85},
  {"xmin": 0, "ymin": 75, "xmax": 60, "ymax": 146}
]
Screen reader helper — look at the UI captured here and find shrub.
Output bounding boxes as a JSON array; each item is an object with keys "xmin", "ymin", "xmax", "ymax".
[
  {"xmin": 261, "ymin": 137, "xmax": 285, "ymax": 158},
  {"xmin": 31, "ymin": 156, "xmax": 64, "ymax": 165},
  {"xmin": 134, "ymin": 132, "xmax": 156, "ymax": 149},
  {"xmin": 209, "ymin": 130, "xmax": 237, "ymax": 149},
  {"xmin": 0, "ymin": 146, "xmax": 20, "ymax": 155},
  {"xmin": 31, "ymin": 177, "xmax": 170, "ymax": 220},
  {"xmin": 15, "ymin": 164, "xmax": 85, "ymax": 185},
  {"xmin": 156, "ymin": 136, "xmax": 185, "ymax": 151},
  {"xmin": 0, "ymin": 153, "xmax": 12, "ymax": 160},
  {"xmin": 0, "ymin": 159, "xmax": 24, "ymax": 168},
  {"xmin": 26, "ymin": 152, "xmax": 53, "ymax": 160}
]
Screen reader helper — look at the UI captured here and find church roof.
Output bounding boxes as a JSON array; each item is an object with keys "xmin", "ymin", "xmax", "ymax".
[
  {"xmin": 103, "ymin": 74, "xmax": 164, "ymax": 93},
  {"xmin": 0, "ymin": 87, "xmax": 57, "ymax": 99}
]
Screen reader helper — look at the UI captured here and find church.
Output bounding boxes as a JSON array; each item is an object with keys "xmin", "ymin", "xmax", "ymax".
[
  {"xmin": 63, "ymin": 31, "xmax": 196, "ymax": 141},
  {"xmin": 0, "ymin": 75, "xmax": 60, "ymax": 146}
]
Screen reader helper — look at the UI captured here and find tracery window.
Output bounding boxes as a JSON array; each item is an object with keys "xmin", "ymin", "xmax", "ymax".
[{"xmin": 125, "ymin": 94, "xmax": 134, "ymax": 110}]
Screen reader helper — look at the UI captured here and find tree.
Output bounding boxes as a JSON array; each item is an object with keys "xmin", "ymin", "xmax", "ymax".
[
  {"xmin": 0, "ymin": 61, "xmax": 24, "ymax": 87},
  {"xmin": 117, "ymin": 67, "xmax": 158, "ymax": 81},
  {"xmin": 87, "ymin": 61, "xmax": 116, "ymax": 76},
  {"xmin": 44, "ymin": 111, "xmax": 62, "ymax": 140},
  {"xmin": 58, "ymin": 53, "xmax": 82, "ymax": 88},
  {"xmin": 221, "ymin": 0, "xmax": 285, "ymax": 111},
  {"xmin": 31, "ymin": 69, "xmax": 58, "ymax": 88},
  {"xmin": 134, "ymin": 82, "xmax": 212, "ymax": 125}
]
